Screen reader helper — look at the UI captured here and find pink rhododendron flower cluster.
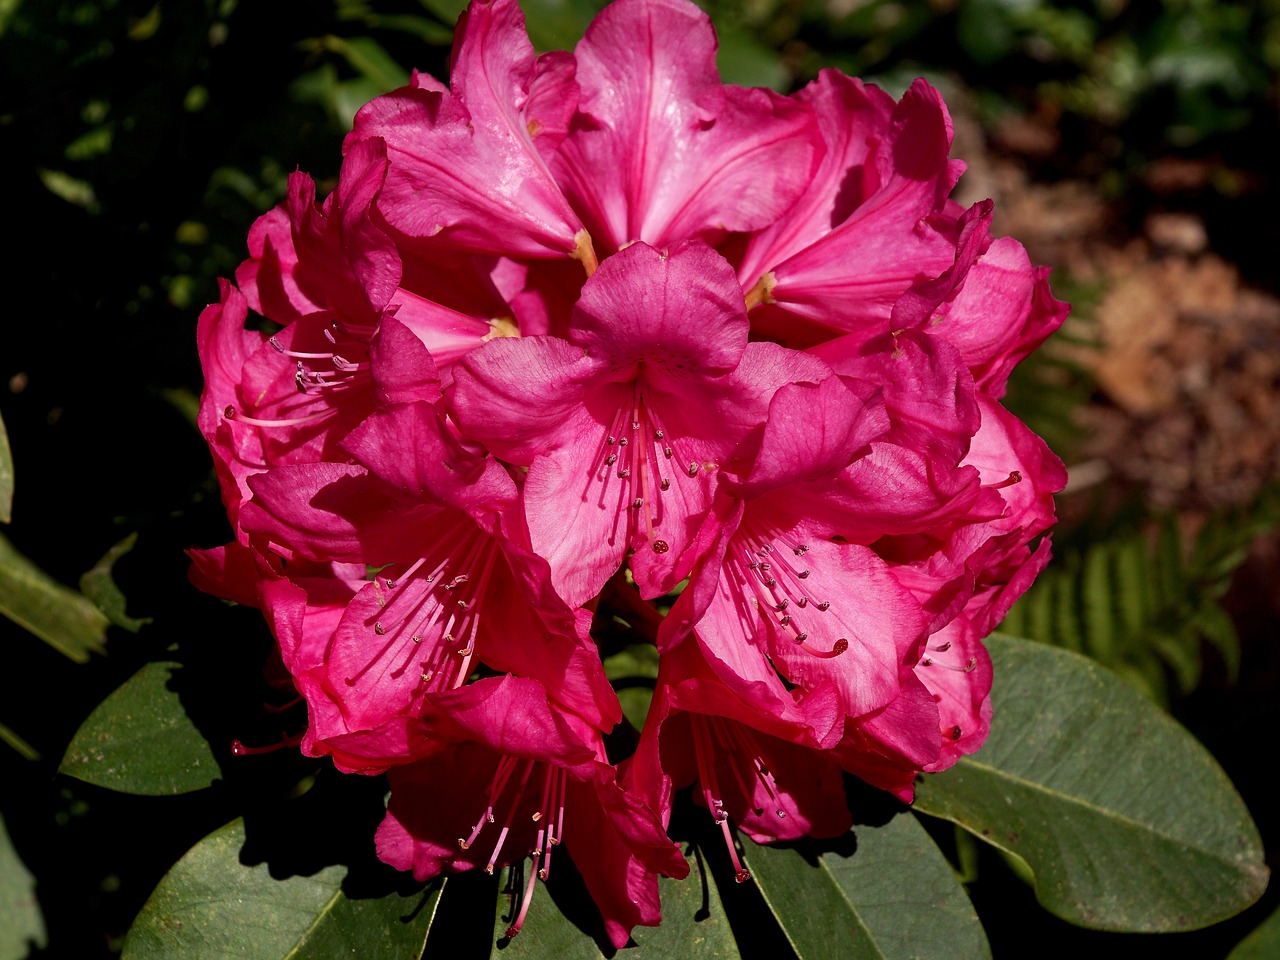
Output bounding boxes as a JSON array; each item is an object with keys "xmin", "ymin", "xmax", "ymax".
[{"xmin": 192, "ymin": 0, "xmax": 1067, "ymax": 945}]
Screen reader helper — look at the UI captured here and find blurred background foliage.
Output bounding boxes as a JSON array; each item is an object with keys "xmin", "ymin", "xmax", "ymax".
[{"xmin": 2, "ymin": 0, "xmax": 1278, "ymax": 957}]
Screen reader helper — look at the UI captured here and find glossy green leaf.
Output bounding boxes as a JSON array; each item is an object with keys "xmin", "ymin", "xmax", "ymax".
[
  {"xmin": 0, "ymin": 813, "xmax": 46, "ymax": 960},
  {"xmin": 742, "ymin": 814, "xmax": 989, "ymax": 960},
  {"xmin": 60, "ymin": 661, "xmax": 219, "ymax": 795},
  {"xmin": 490, "ymin": 865, "xmax": 603, "ymax": 959},
  {"xmin": 631, "ymin": 847, "xmax": 741, "ymax": 957},
  {"xmin": 123, "ymin": 819, "xmax": 441, "ymax": 960},
  {"xmin": 914, "ymin": 633, "xmax": 1268, "ymax": 931},
  {"xmin": 1229, "ymin": 902, "xmax": 1280, "ymax": 959},
  {"xmin": 80, "ymin": 532, "xmax": 152, "ymax": 632},
  {"xmin": 492, "ymin": 844, "xmax": 739, "ymax": 958},
  {"xmin": 0, "ymin": 530, "xmax": 107, "ymax": 662},
  {"xmin": 0, "ymin": 410, "xmax": 12, "ymax": 524}
]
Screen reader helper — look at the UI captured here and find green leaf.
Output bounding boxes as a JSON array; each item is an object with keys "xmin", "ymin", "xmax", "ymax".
[
  {"xmin": 914, "ymin": 633, "xmax": 1268, "ymax": 931},
  {"xmin": 0, "ymin": 530, "xmax": 108, "ymax": 662},
  {"xmin": 491, "ymin": 844, "xmax": 739, "ymax": 958},
  {"xmin": 616, "ymin": 687, "xmax": 653, "ymax": 732},
  {"xmin": 518, "ymin": 0, "xmax": 601, "ymax": 51},
  {"xmin": 80, "ymin": 532, "xmax": 152, "ymax": 632},
  {"xmin": 631, "ymin": 847, "xmax": 741, "ymax": 957},
  {"xmin": 315, "ymin": 35, "xmax": 410, "ymax": 93},
  {"xmin": 742, "ymin": 814, "xmax": 989, "ymax": 960},
  {"xmin": 1229, "ymin": 902, "xmax": 1280, "ymax": 959},
  {"xmin": 1081, "ymin": 542, "xmax": 1116, "ymax": 661},
  {"xmin": 601, "ymin": 642, "xmax": 660, "ymax": 681},
  {"xmin": 0, "ymin": 813, "xmax": 46, "ymax": 960},
  {"xmin": 0, "ymin": 410, "xmax": 12, "ymax": 524},
  {"xmin": 491, "ymin": 865, "xmax": 603, "ymax": 959},
  {"xmin": 714, "ymin": 24, "xmax": 788, "ymax": 90},
  {"xmin": 123, "ymin": 819, "xmax": 441, "ymax": 960},
  {"xmin": 1193, "ymin": 597, "xmax": 1241, "ymax": 681},
  {"xmin": 60, "ymin": 661, "xmax": 219, "ymax": 795},
  {"xmin": 0, "ymin": 721, "xmax": 39, "ymax": 762},
  {"xmin": 604, "ymin": 642, "xmax": 659, "ymax": 729}
]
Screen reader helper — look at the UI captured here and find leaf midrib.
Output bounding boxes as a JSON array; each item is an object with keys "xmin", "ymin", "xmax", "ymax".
[{"xmin": 930, "ymin": 754, "xmax": 1256, "ymax": 869}]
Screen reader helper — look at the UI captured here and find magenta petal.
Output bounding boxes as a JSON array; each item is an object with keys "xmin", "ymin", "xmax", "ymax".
[
  {"xmin": 552, "ymin": 0, "xmax": 820, "ymax": 252},
  {"xmin": 833, "ymin": 673, "xmax": 942, "ymax": 801},
  {"xmin": 759, "ymin": 79, "xmax": 961, "ymax": 337},
  {"xmin": 571, "ymin": 241, "xmax": 748, "ymax": 375},
  {"xmin": 186, "ymin": 542, "xmax": 266, "ymax": 610},
  {"xmin": 708, "ymin": 521, "xmax": 925, "ymax": 719},
  {"xmin": 732, "ymin": 374, "xmax": 888, "ymax": 499},
  {"xmin": 349, "ymin": 0, "xmax": 584, "ymax": 259},
  {"xmin": 235, "ymin": 206, "xmax": 317, "ymax": 322},
  {"xmin": 917, "ymin": 617, "xmax": 992, "ymax": 772},
  {"xmin": 286, "ymin": 150, "xmax": 386, "ymax": 325},
  {"xmin": 241, "ymin": 462, "xmax": 413, "ymax": 562},
  {"xmin": 340, "ymin": 402, "xmax": 515, "ymax": 514},
  {"xmin": 819, "ymin": 329, "xmax": 981, "ymax": 466},
  {"xmin": 736, "ymin": 69, "xmax": 896, "ymax": 286},
  {"xmin": 368, "ymin": 314, "xmax": 443, "ymax": 406},
  {"xmin": 196, "ymin": 281, "xmax": 267, "ymax": 523},
  {"xmin": 450, "ymin": 335, "xmax": 602, "ymax": 465}
]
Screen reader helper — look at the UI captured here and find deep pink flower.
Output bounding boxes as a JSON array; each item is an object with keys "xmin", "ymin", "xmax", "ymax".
[
  {"xmin": 193, "ymin": 0, "xmax": 1070, "ymax": 937},
  {"xmin": 629, "ymin": 633, "xmax": 852, "ymax": 869},
  {"xmin": 739, "ymin": 77, "xmax": 961, "ymax": 347},
  {"xmin": 348, "ymin": 0, "xmax": 593, "ymax": 265},
  {"xmin": 375, "ymin": 676, "xmax": 688, "ymax": 948},
  {"xmin": 450, "ymin": 240, "xmax": 830, "ymax": 605},
  {"xmin": 548, "ymin": 0, "xmax": 821, "ymax": 256},
  {"xmin": 238, "ymin": 403, "xmax": 620, "ymax": 759}
]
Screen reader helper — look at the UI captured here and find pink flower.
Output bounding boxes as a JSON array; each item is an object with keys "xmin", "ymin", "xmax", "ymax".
[
  {"xmin": 450, "ymin": 239, "xmax": 830, "ymax": 605},
  {"xmin": 238, "ymin": 403, "xmax": 620, "ymax": 763},
  {"xmin": 192, "ymin": 0, "xmax": 1069, "ymax": 940},
  {"xmin": 374, "ymin": 676, "xmax": 687, "ymax": 948}
]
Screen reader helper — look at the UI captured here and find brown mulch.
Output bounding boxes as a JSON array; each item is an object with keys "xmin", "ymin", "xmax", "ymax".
[{"xmin": 955, "ymin": 116, "xmax": 1280, "ymax": 514}]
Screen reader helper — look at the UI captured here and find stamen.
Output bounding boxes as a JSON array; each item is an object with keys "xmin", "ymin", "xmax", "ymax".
[
  {"xmin": 485, "ymin": 760, "xmax": 537, "ymax": 873},
  {"xmin": 229, "ymin": 731, "xmax": 303, "ymax": 756},
  {"xmin": 458, "ymin": 754, "xmax": 519, "ymax": 850},
  {"xmin": 985, "ymin": 470, "xmax": 1023, "ymax": 490}
]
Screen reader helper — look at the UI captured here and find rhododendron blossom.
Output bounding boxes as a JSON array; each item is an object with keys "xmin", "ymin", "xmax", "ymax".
[{"xmin": 191, "ymin": 0, "xmax": 1067, "ymax": 945}]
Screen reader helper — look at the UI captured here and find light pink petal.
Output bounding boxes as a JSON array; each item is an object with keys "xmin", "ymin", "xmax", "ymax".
[
  {"xmin": 710, "ymin": 518, "xmax": 926, "ymax": 719},
  {"xmin": 888, "ymin": 198, "xmax": 994, "ymax": 332},
  {"xmin": 942, "ymin": 245, "xmax": 1069, "ymax": 395}
]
